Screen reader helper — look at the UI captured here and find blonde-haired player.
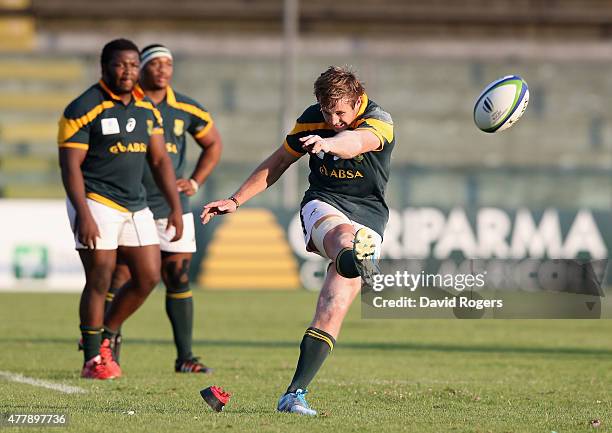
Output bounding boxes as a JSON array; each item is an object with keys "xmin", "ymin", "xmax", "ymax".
[{"xmin": 201, "ymin": 66, "xmax": 394, "ymax": 415}]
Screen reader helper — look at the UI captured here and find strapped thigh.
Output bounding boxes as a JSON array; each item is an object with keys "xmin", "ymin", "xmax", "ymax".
[{"xmin": 310, "ymin": 215, "xmax": 348, "ymax": 259}]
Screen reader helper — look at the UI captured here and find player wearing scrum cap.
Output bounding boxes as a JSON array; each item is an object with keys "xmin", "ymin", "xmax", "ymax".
[
  {"xmin": 59, "ymin": 38, "xmax": 183, "ymax": 380},
  {"xmin": 201, "ymin": 66, "xmax": 394, "ymax": 415},
  {"xmin": 105, "ymin": 44, "xmax": 223, "ymax": 374}
]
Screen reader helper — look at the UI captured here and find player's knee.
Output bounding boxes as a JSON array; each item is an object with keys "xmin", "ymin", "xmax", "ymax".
[
  {"xmin": 327, "ymin": 225, "xmax": 355, "ymax": 248},
  {"xmin": 87, "ymin": 265, "xmax": 114, "ymax": 294},
  {"xmin": 145, "ymin": 270, "xmax": 161, "ymax": 290},
  {"xmin": 111, "ymin": 265, "xmax": 131, "ymax": 289},
  {"xmin": 163, "ymin": 258, "xmax": 191, "ymax": 293},
  {"xmin": 134, "ymin": 267, "xmax": 160, "ymax": 294},
  {"xmin": 165, "ymin": 271, "xmax": 190, "ymax": 293}
]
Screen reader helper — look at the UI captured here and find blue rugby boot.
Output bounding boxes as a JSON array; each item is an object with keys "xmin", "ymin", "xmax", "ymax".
[{"xmin": 277, "ymin": 389, "xmax": 317, "ymax": 416}]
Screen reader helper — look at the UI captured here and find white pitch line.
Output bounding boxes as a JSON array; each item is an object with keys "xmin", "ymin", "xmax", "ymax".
[{"xmin": 0, "ymin": 371, "xmax": 87, "ymax": 394}]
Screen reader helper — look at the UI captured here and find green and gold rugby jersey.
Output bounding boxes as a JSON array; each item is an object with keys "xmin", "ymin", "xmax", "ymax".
[
  {"xmin": 284, "ymin": 94, "xmax": 394, "ymax": 237},
  {"xmin": 134, "ymin": 85, "xmax": 213, "ymax": 219},
  {"xmin": 57, "ymin": 80, "xmax": 164, "ymax": 212}
]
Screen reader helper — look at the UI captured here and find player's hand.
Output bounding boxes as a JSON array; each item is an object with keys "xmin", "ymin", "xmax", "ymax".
[
  {"xmin": 200, "ymin": 199, "xmax": 237, "ymax": 225},
  {"xmin": 166, "ymin": 210, "xmax": 184, "ymax": 242},
  {"xmin": 300, "ymin": 135, "xmax": 331, "ymax": 156},
  {"xmin": 176, "ymin": 178, "xmax": 198, "ymax": 196},
  {"xmin": 77, "ymin": 213, "xmax": 100, "ymax": 249}
]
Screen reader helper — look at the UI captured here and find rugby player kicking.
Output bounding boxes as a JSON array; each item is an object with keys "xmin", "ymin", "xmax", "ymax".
[{"xmin": 201, "ymin": 66, "xmax": 394, "ymax": 415}]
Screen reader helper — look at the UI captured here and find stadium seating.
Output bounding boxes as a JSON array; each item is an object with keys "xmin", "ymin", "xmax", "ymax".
[
  {"xmin": 1, "ymin": 53, "xmax": 611, "ymax": 198},
  {"xmin": 1, "ymin": 0, "xmax": 611, "ymax": 201},
  {"xmin": 0, "ymin": 53, "xmax": 86, "ymax": 197},
  {"xmin": 0, "ymin": 17, "xmax": 34, "ymax": 51},
  {"xmin": 199, "ymin": 208, "xmax": 300, "ymax": 289},
  {"xmin": 30, "ymin": 0, "xmax": 612, "ymax": 37}
]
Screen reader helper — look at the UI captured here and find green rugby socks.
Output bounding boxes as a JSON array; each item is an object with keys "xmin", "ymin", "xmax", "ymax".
[
  {"xmin": 80, "ymin": 325, "xmax": 102, "ymax": 361},
  {"xmin": 166, "ymin": 290, "xmax": 194, "ymax": 361},
  {"xmin": 287, "ymin": 327, "xmax": 336, "ymax": 393},
  {"xmin": 101, "ymin": 326, "xmax": 118, "ymax": 342}
]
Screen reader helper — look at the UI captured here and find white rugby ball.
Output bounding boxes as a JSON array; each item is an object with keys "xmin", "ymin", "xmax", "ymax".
[{"xmin": 473, "ymin": 75, "xmax": 529, "ymax": 133}]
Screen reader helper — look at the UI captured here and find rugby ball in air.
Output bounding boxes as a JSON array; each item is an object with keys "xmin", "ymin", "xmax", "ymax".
[{"xmin": 473, "ymin": 75, "xmax": 529, "ymax": 133}]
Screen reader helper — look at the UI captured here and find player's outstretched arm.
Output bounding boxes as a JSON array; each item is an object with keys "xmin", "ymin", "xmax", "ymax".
[
  {"xmin": 200, "ymin": 144, "xmax": 299, "ymax": 225},
  {"xmin": 147, "ymin": 133, "xmax": 184, "ymax": 241},
  {"xmin": 59, "ymin": 148, "xmax": 100, "ymax": 249},
  {"xmin": 300, "ymin": 129, "xmax": 381, "ymax": 159},
  {"xmin": 177, "ymin": 125, "xmax": 223, "ymax": 196},
  {"xmin": 200, "ymin": 198, "xmax": 237, "ymax": 224}
]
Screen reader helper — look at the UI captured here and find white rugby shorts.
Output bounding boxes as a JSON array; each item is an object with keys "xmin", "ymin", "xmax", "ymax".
[
  {"xmin": 300, "ymin": 199, "xmax": 381, "ymax": 260},
  {"xmin": 155, "ymin": 213, "xmax": 196, "ymax": 253},
  {"xmin": 67, "ymin": 198, "xmax": 159, "ymax": 250}
]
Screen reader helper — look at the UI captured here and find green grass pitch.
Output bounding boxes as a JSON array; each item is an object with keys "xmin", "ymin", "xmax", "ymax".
[{"xmin": 1, "ymin": 290, "xmax": 611, "ymax": 432}]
